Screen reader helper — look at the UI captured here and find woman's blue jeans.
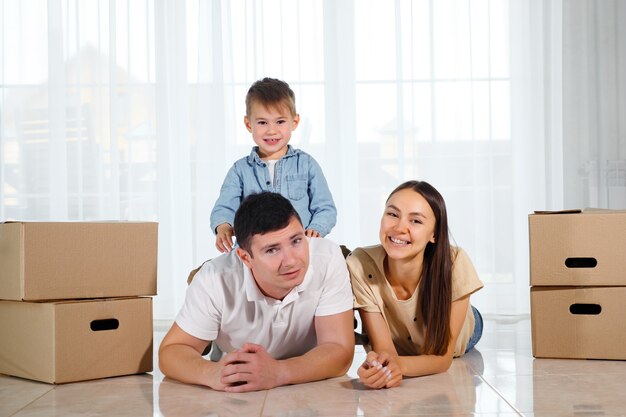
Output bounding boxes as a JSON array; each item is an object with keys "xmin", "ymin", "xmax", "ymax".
[{"xmin": 465, "ymin": 305, "xmax": 483, "ymax": 353}]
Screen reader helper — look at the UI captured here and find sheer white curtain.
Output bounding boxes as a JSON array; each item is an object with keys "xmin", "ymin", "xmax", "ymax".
[
  {"xmin": 562, "ymin": 0, "xmax": 626, "ymax": 209},
  {"xmin": 2, "ymin": 0, "xmax": 622, "ymax": 320}
]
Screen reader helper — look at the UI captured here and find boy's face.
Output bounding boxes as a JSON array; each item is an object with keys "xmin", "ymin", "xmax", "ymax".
[
  {"xmin": 236, "ymin": 216, "xmax": 309, "ymax": 301},
  {"xmin": 244, "ymin": 101, "xmax": 300, "ymax": 160}
]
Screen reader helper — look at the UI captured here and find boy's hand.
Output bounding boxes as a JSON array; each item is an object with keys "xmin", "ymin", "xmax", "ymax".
[
  {"xmin": 215, "ymin": 223, "xmax": 235, "ymax": 253},
  {"xmin": 305, "ymin": 229, "xmax": 321, "ymax": 238}
]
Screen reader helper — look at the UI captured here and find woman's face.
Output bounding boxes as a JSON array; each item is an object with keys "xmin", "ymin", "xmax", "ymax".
[{"xmin": 379, "ymin": 188, "xmax": 436, "ymax": 262}]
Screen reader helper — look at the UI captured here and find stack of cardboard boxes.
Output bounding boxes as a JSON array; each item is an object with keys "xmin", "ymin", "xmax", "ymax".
[
  {"xmin": 0, "ymin": 222, "xmax": 158, "ymax": 383},
  {"xmin": 529, "ymin": 210, "xmax": 626, "ymax": 360}
]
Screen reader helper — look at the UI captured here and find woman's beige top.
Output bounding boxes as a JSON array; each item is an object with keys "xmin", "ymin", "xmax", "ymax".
[{"xmin": 347, "ymin": 245, "xmax": 483, "ymax": 357}]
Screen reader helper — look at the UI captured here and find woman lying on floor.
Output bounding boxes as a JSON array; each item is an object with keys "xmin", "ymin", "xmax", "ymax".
[{"xmin": 347, "ymin": 180, "xmax": 484, "ymax": 389}]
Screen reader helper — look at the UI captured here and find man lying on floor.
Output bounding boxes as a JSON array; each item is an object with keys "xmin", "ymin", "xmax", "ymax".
[{"xmin": 159, "ymin": 192, "xmax": 354, "ymax": 392}]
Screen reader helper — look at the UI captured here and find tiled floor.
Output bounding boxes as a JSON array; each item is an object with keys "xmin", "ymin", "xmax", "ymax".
[{"xmin": 2, "ymin": 315, "xmax": 626, "ymax": 416}]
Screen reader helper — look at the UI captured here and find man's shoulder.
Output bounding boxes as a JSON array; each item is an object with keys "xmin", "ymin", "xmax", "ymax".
[
  {"xmin": 306, "ymin": 238, "xmax": 347, "ymax": 283},
  {"xmin": 308, "ymin": 237, "xmax": 341, "ymax": 258},
  {"xmin": 194, "ymin": 251, "xmax": 245, "ymax": 287}
]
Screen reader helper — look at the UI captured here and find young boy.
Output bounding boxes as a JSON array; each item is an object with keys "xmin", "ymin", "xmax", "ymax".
[{"xmin": 210, "ymin": 78, "xmax": 337, "ymax": 253}]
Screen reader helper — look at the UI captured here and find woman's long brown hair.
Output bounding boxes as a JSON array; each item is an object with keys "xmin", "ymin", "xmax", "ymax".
[{"xmin": 386, "ymin": 180, "xmax": 453, "ymax": 356}]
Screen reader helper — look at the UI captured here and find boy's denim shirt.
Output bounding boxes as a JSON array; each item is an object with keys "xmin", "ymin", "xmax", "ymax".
[{"xmin": 210, "ymin": 145, "xmax": 337, "ymax": 236}]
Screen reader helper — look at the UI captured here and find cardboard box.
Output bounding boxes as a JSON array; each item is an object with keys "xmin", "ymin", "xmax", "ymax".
[
  {"xmin": 529, "ymin": 210, "xmax": 626, "ymax": 286},
  {"xmin": 0, "ymin": 222, "xmax": 158, "ymax": 300},
  {"xmin": 531, "ymin": 286, "xmax": 626, "ymax": 360},
  {"xmin": 0, "ymin": 297, "xmax": 153, "ymax": 384}
]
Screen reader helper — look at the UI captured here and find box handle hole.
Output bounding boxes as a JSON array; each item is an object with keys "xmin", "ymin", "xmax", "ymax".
[
  {"xmin": 564, "ymin": 257, "xmax": 597, "ymax": 268},
  {"xmin": 90, "ymin": 318, "xmax": 119, "ymax": 331},
  {"xmin": 569, "ymin": 304, "xmax": 601, "ymax": 315}
]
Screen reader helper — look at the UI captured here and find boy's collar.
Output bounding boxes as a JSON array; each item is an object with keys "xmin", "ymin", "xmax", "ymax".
[{"xmin": 247, "ymin": 145, "xmax": 298, "ymax": 165}]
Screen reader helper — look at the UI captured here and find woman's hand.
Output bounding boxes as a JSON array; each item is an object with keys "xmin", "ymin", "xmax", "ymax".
[{"xmin": 357, "ymin": 351, "xmax": 402, "ymax": 389}]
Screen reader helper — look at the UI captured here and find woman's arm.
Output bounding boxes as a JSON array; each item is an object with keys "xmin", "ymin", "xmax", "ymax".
[
  {"xmin": 361, "ymin": 295, "xmax": 470, "ymax": 381},
  {"xmin": 360, "ymin": 310, "xmax": 398, "ymax": 355},
  {"xmin": 357, "ymin": 310, "xmax": 403, "ymax": 388},
  {"xmin": 396, "ymin": 295, "xmax": 470, "ymax": 377}
]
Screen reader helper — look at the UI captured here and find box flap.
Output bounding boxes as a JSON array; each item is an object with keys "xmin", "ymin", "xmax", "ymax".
[
  {"xmin": 532, "ymin": 208, "xmax": 626, "ymax": 215},
  {"xmin": 582, "ymin": 207, "xmax": 626, "ymax": 213},
  {"xmin": 532, "ymin": 209, "xmax": 582, "ymax": 215}
]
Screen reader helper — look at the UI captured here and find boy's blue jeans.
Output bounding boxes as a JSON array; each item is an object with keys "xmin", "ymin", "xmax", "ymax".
[{"xmin": 465, "ymin": 305, "xmax": 483, "ymax": 353}]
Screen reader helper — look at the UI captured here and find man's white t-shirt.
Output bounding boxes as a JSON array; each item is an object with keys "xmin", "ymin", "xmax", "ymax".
[{"xmin": 176, "ymin": 238, "xmax": 353, "ymax": 359}]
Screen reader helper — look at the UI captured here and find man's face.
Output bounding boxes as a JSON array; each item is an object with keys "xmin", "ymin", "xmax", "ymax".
[{"xmin": 236, "ymin": 216, "xmax": 310, "ymax": 300}]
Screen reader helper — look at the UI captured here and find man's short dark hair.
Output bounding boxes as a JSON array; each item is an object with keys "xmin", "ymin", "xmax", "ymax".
[{"xmin": 234, "ymin": 192, "xmax": 302, "ymax": 253}]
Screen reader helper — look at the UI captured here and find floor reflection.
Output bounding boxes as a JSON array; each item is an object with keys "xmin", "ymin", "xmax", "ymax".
[
  {"xmin": 259, "ymin": 350, "xmax": 484, "ymax": 417},
  {"xmin": 158, "ymin": 377, "xmax": 265, "ymax": 417},
  {"xmin": 353, "ymin": 358, "xmax": 480, "ymax": 417},
  {"xmin": 529, "ymin": 357, "xmax": 626, "ymax": 416},
  {"xmin": 4, "ymin": 316, "xmax": 626, "ymax": 417}
]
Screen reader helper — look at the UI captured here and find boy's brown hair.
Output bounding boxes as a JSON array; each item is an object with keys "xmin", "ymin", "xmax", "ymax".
[{"xmin": 245, "ymin": 77, "xmax": 297, "ymax": 117}]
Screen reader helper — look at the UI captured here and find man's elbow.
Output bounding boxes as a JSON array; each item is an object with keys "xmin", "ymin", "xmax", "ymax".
[
  {"xmin": 158, "ymin": 345, "xmax": 173, "ymax": 377},
  {"xmin": 158, "ymin": 343, "xmax": 185, "ymax": 378},
  {"xmin": 329, "ymin": 344, "xmax": 355, "ymax": 377}
]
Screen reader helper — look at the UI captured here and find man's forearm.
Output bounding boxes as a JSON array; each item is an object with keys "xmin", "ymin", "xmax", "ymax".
[
  {"xmin": 159, "ymin": 344, "xmax": 222, "ymax": 389},
  {"xmin": 277, "ymin": 342, "xmax": 354, "ymax": 386}
]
